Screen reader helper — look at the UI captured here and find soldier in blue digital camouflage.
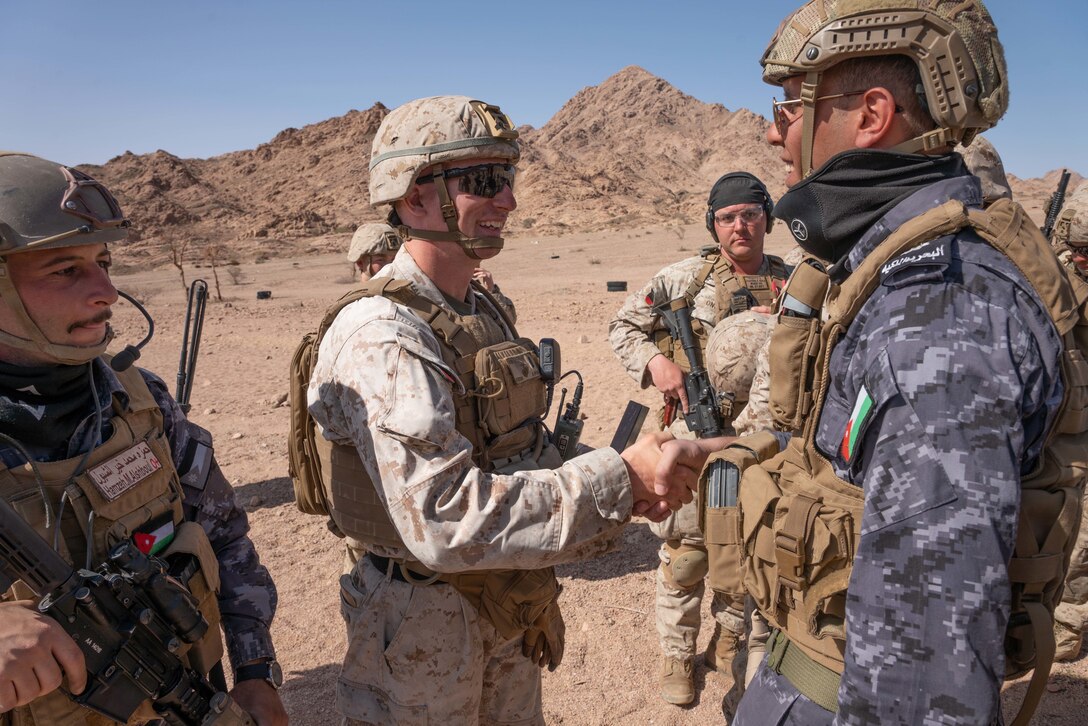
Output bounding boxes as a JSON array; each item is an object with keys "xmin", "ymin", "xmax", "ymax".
[
  {"xmin": 656, "ymin": 1, "xmax": 1087, "ymax": 724},
  {"xmin": 0, "ymin": 153, "xmax": 286, "ymax": 725}
]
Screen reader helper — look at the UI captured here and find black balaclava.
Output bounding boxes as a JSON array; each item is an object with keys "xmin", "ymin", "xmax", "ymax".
[
  {"xmin": 772, "ymin": 149, "xmax": 968, "ymax": 264},
  {"xmin": 0, "ymin": 361, "xmax": 95, "ymax": 455}
]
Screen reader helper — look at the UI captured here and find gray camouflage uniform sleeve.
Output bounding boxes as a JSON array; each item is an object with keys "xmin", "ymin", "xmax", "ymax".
[
  {"xmin": 815, "ymin": 272, "xmax": 1061, "ymax": 725},
  {"xmin": 143, "ymin": 371, "xmax": 278, "ymax": 668},
  {"xmin": 309, "ymin": 298, "xmax": 633, "ymax": 572}
]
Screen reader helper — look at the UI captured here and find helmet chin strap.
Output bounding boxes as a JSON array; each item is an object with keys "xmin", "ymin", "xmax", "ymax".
[
  {"xmin": 799, "ymin": 72, "xmax": 820, "ymax": 180},
  {"xmin": 0, "ymin": 261, "xmax": 112, "ymax": 365},
  {"xmin": 397, "ymin": 167, "xmax": 505, "ymax": 260}
]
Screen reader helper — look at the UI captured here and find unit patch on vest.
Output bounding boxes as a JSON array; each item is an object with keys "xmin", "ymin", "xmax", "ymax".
[
  {"xmin": 880, "ymin": 236, "xmax": 952, "ymax": 286},
  {"xmin": 742, "ymin": 275, "xmax": 769, "ymax": 291},
  {"xmin": 87, "ymin": 441, "xmax": 163, "ymax": 501}
]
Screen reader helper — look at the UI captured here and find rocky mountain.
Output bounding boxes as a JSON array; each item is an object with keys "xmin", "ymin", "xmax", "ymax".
[{"xmin": 79, "ymin": 66, "xmax": 1079, "ymax": 265}]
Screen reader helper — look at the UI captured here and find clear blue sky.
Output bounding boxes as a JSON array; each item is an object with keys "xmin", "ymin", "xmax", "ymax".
[{"xmin": 2, "ymin": 0, "xmax": 1079, "ymax": 179}]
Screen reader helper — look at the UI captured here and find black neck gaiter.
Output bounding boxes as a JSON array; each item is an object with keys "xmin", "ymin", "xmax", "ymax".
[
  {"xmin": 0, "ymin": 361, "xmax": 96, "ymax": 452},
  {"xmin": 772, "ymin": 150, "xmax": 969, "ymax": 264}
]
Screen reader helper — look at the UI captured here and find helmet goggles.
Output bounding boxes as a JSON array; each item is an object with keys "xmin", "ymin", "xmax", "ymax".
[{"xmin": 416, "ymin": 163, "xmax": 516, "ymax": 199}]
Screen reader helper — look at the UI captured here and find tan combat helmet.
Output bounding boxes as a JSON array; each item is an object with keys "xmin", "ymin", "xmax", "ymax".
[
  {"xmin": 762, "ymin": 0, "xmax": 1009, "ymax": 178},
  {"xmin": 368, "ymin": 96, "xmax": 520, "ymax": 258},
  {"xmin": 0, "ymin": 152, "xmax": 129, "ymax": 364},
  {"xmin": 346, "ymin": 222, "xmax": 401, "ymax": 264},
  {"xmin": 705, "ymin": 311, "xmax": 774, "ymax": 408},
  {"xmin": 957, "ymin": 135, "xmax": 1012, "ymax": 204},
  {"xmin": 1054, "ymin": 184, "xmax": 1088, "ymax": 249}
]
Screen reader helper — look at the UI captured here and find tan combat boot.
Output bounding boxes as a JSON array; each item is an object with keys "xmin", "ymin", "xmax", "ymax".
[
  {"xmin": 1054, "ymin": 623, "xmax": 1084, "ymax": 662},
  {"xmin": 704, "ymin": 623, "xmax": 741, "ymax": 672},
  {"xmin": 660, "ymin": 656, "xmax": 695, "ymax": 705}
]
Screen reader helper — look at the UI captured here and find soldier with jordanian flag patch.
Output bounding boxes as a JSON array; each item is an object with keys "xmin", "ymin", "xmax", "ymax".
[{"xmin": 0, "ymin": 153, "xmax": 286, "ymax": 725}]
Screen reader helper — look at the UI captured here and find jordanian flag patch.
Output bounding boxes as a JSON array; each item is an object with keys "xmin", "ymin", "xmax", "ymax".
[
  {"xmin": 133, "ymin": 516, "xmax": 176, "ymax": 556},
  {"xmin": 841, "ymin": 385, "xmax": 874, "ymax": 463}
]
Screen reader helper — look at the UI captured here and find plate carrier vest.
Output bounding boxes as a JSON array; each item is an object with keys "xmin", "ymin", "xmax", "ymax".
[
  {"xmin": 1, "ymin": 360, "xmax": 223, "ymax": 726},
  {"xmin": 289, "ymin": 278, "xmax": 562, "ymax": 643}
]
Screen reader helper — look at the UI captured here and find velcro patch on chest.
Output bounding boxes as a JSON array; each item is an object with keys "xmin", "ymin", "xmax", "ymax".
[
  {"xmin": 742, "ymin": 275, "xmax": 769, "ymax": 291},
  {"xmin": 87, "ymin": 441, "xmax": 163, "ymax": 501},
  {"xmin": 880, "ymin": 236, "xmax": 952, "ymax": 286}
]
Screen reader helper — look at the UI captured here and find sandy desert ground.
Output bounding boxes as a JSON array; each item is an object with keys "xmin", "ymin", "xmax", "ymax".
[{"xmin": 108, "ymin": 221, "xmax": 1088, "ymax": 725}]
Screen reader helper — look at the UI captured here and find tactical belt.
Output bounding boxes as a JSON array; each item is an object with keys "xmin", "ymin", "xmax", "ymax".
[
  {"xmin": 766, "ymin": 628, "xmax": 840, "ymax": 713},
  {"xmin": 367, "ymin": 552, "xmax": 443, "ymax": 586}
]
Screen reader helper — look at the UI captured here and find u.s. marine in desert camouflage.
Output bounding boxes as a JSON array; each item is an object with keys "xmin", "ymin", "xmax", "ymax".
[
  {"xmin": 0, "ymin": 153, "xmax": 284, "ymax": 726},
  {"xmin": 608, "ymin": 172, "xmax": 788, "ymax": 706},
  {"xmin": 307, "ymin": 95, "xmax": 697, "ymax": 726},
  {"xmin": 1052, "ymin": 183, "xmax": 1088, "ymax": 662}
]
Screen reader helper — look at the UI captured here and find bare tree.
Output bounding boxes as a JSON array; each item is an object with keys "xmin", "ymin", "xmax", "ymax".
[
  {"xmin": 202, "ymin": 243, "xmax": 228, "ymax": 301},
  {"xmin": 166, "ymin": 235, "xmax": 189, "ymax": 292}
]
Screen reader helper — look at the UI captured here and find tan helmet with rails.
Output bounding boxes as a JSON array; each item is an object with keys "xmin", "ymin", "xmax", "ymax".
[
  {"xmin": 368, "ymin": 96, "xmax": 520, "ymax": 258},
  {"xmin": 761, "ymin": 0, "xmax": 1009, "ymax": 178},
  {"xmin": 0, "ymin": 152, "xmax": 129, "ymax": 364}
]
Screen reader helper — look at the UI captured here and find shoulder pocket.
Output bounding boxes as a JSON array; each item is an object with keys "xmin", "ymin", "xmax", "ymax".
[
  {"xmin": 377, "ymin": 338, "xmax": 459, "ymax": 451},
  {"xmin": 850, "ymin": 347, "xmax": 958, "ymax": 535}
]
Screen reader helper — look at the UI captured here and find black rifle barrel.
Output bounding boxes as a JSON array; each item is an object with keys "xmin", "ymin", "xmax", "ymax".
[
  {"xmin": 652, "ymin": 295, "xmax": 725, "ymax": 438},
  {"xmin": 1043, "ymin": 169, "xmax": 1072, "ymax": 241}
]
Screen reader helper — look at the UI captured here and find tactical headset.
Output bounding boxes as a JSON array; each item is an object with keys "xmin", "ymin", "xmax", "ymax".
[{"xmin": 705, "ymin": 172, "xmax": 774, "ymax": 237}]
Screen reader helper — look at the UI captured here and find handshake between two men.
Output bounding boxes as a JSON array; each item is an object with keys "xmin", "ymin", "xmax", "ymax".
[{"xmin": 618, "ymin": 432, "xmax": 733, "ymax": 522}]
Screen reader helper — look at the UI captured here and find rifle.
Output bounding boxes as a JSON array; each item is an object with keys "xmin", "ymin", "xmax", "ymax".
[
  {"xmin": 0, "ymin": 495, "xmax": 253, "ymax": 725},
  {"xmin": 651, "ymin": 294, "xmax": 726, "ymax": 438},
  {"xmin": 176, "ymin": 279, "xmax": 209, "ymax": 414},
  {"xmin": 1043, "ymin": 169, "xmax": 1072, "ymax": 241}
]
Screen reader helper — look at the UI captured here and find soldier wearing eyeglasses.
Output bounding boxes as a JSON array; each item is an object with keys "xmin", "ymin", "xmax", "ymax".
[
  {"xmin": 607, "ymin": 171, "xmax": 789, "ymax": 706},
  {"xmin": 304, "ymin": 95, "xmax": 703, "ymax": 725},
  {"xmin": 658, "ymin": 1, "xmax": 1086, "ymax": 724}
]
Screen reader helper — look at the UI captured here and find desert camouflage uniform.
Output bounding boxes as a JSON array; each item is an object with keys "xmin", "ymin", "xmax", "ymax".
[
  {"xmin": 735, "ymin": 175, "xmax": 1066, "ymax": 725},
  {"xmin": 1052, "ymin": 185, "xmax": 1088, "ymax": 661},
  {"xmin": 308, "ymin": 249, "xmax": 631, "ymax": 725},
  {"xmin": 609, "ymin": 255, "xmax": 782, "ymax": 667},
  {"xmin": 0, "ymin": 359, "xmax": 277, "ymax": 725},
  {"xmin": 487, "ymin": 284, "xmax": 518, "ymax": 325}
]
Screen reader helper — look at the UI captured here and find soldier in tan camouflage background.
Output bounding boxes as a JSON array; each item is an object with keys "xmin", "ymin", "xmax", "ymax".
[
  {"xmin": 1052, "ymin": 183, "xmax": 1088, "ymax": 662},
  {"xmin": 305, "ymin": 95, "xmax": 701, "ymax": 725},
  {"xmin": 347, "ymin": 221, "xmax": 517, "ymax": 322},
  {"xmin": 347, "ymin": 222, "xmax": 401, "ymax": 280},
  {"xmin": 607, "ymin": 172, "xmax": 789, "ymax": 705}
]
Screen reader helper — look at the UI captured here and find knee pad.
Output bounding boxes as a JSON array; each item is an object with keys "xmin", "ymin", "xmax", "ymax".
[{"xmin": 665, "ymin": 544, "xmax": 709, "ymax": 589}]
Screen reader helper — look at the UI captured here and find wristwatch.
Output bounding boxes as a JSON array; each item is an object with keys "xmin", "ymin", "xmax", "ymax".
[{"xmin": 234, "ymin": 660, "xmax": 284, "ymax": 690}]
